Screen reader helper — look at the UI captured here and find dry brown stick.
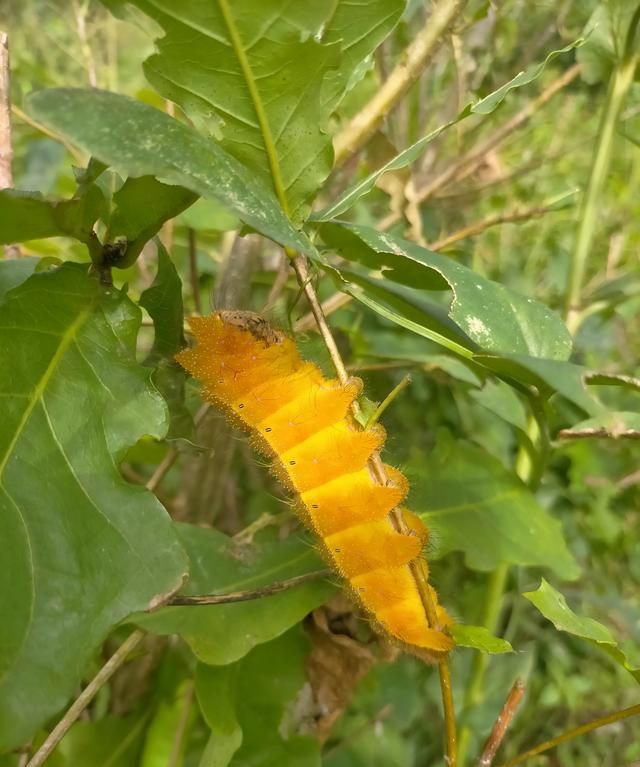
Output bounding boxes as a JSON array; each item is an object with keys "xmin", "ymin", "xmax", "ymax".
[
  {"xmin": 0, "ymin": 31, "xmax": 20, "ymax": 260},
  {"xmin": 294, "ymin": 292, "xmax": 352, "ymax": 333},
  {"xmin": 168, "ymin": 569, "xmax": 332, "ymax": 606},
  {"xmin": 26, "ymin": 630, "xmax": 145, "ymax": 767},
  {"xmin": 0, "ymin": 32, "xmax": 12, "ymax": 188},
  {"xmin": 476, "ymin": 679, "xmax": 525, "ymax": 767},
  {"xmin": 333, "ymin": 0, "xmax": 467, "ymax": 167},
  {"xmin": 426, "ymin": 203, "xmax": 560, "ymax": 251}
]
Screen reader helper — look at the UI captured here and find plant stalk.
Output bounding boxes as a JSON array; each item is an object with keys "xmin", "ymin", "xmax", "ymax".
[{"xmin": 565, "ymin": 9, "xmax": 640, "ymax": 333}]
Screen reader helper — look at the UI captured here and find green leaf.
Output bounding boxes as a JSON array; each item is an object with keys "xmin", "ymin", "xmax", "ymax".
[
  {"xmin": 0, "ymin": 188, "xmax": 104, "ymax": 246},
  {"xmin": 140, "ymin": 679, "xmax": 197, "ymax": 767},
  {"xmin": 313, "ymin": 40, "xmax": 584, "ymax": 220},
  {"xmin": 104, "ymin": 0, "xmax": 403, "ymax": 224},
  {"xmin": 450, "ymin": 625, "xmax": 513, "ymax": 654},
  {"xmin": 52, "ymin": 714, "xmax": 149, "ymax": 767},
  {"xmin": 414, "ymin": 440, "xmax": 579, "ymax": 578},
  {"xmin": 469, "ymin": 379, "xmax": 529, "ymax": 434},
  {"xmin": 324, "ymin": 261, "xmax": 477, "ymax": 359},
  {"xmin": 197, "ymin": 628, "xmax": 320, "ymax": 767},
  {"xmin": 320, "ymin": 223, "xmax": 572, "ymax": 359},
  {"xmin": 26, "ymin": 88, "xmax": 313, "ymax": 255},
  {"xmin": 197, "ymin": 665, "xmax": 242, "ymax": 767},
  {"xmin": 474, "ymin": 354, "xmax": 602, "ymax": 415},
  {"xmin": 320, "ymin": 0, "xmax": 405, "ymax": 107},
  {"xmin": 106, "ymin": 176, "xmax": 198, "ymax": 266},
  {"xmin": 139, "ymin": 243, "xmax": 193, "ymax": 440},
  {"xmin": 0, "ymin": 263, "xmax": 188, "ymax": 750},
  {"xmin": 0, "ymin": 258, "xmax": 40, "ymax": 299},
  {"xmin": 136, "ymin": 523, "xmax": 335, "ymax": 665},
  {"xmin": 523, "ymin": 580, "xmax": 640, "ymax": 682}
]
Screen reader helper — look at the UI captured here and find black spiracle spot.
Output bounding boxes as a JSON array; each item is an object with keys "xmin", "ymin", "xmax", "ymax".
[
  {"xmin": 238, "ymin": 403, "xmax": 245, "ymax": 409},
  {"xmin": 265, "ymin": 427, "xmax": 272, "ymax": 433},
  {"xmin": 311, "ymin": 504, "xmax": 319, "ymax": 509},
  {"xmin": 289, "ymin": 460, "xmax": 296, "ymax": 465}
]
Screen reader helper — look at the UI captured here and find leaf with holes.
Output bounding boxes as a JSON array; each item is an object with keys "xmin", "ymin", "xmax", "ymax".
[{"xmin": 0, "ymin": 263, "xmax": 187, "ymax": 750}]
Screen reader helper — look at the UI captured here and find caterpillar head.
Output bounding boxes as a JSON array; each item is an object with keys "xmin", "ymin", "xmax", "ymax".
[{"xmin": 218, "ymin": 310, "xmax": 286, "ymax": 346}]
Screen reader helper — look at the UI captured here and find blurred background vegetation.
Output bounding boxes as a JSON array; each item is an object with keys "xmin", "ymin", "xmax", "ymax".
[{"xmin": 1, "ymin": 1, "xmax": 639, "ymax": 765}]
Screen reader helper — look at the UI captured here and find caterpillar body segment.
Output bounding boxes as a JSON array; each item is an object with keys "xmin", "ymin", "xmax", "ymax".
[{"xmin": 177, "ymin": 312, "xmax": 454, "ymax": 659}]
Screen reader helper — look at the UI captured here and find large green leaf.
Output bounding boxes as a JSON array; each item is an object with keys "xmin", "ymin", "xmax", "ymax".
[
  {"xmin": 319, "ymin": 222, "xmax": 572, "ymax": 359},
  {"xmin": 105, "ymin": 176, "xmax": 198, "ymax": 266},
  {"xmin": 26, "ymin": 88, "xmax": 312, "ymax": 255},
  {"xmin": 139, "ymin": 243, "xmax": 193, "ymax": 440},
  {"xmin": 197, "ymin": 628, "xmax": 320, "ymax": 767},
  {"xmin": 413, "ymin": 440, "xmax": 579, "ymax": 578},
  {"xmin": 313, "ymin": 40, "xmax": 583, "ymax": 220},
  {"xmin": 0, "ymin": 263, "xmax": 188, "ymax": 749},
  {"xmin": 136, "ymin": 524, "xmax": 335, "ymax": 665},
  {"xmin": 0, "ymin": 258, "xmax": 40, "ymax": 298},
  {"xmin": 0, "ymin": 187, "xmax": 105, "ymax": 247},
  {"xmin": 523, "ymin": 580, "xmax": 640, "ymax": 682},
  {"xmin": 103, "ymin": 0, "xmax": 404, "ymax": 223}
]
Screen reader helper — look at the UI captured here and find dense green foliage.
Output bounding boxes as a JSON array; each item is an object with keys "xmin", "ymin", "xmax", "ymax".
[{"xmin": 0, "ymin": 0, "xmax": 639, "ymax": 765}]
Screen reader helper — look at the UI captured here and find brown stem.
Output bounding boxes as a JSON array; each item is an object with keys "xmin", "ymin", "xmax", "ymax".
[
  {"xmin": 476, "ymin": 680, "xmax": 525, "ymax": 767},
  {"xmin": 333, "ymin": 0, "xmax": 467, "ymax": 166},
  {"xmin": 0, "ymin": 31, "xmax": 19, "ymax": 260},
  {"xmin": 498, "ymin": 702, "xmax": 640, "ymax": 767},
  {"xmin": 426, "ymin": 203, "xmax": 561, "ymax": 252},
  {"xmin": 0, "ymin": 32, "xmax": 12, "ymax": 188},
  {"xmin": 168, "ymin": 569, "xmax": 332, "ymax": 606},
  {"xmin": 26, "ymin": 631, "xmax": 145, "ymax": 767}
]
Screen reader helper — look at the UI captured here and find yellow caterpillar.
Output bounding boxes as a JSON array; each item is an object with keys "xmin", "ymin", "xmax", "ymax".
[{"xmin": 177, "ymin": 312, "xmax": 454, "ymax": 660}]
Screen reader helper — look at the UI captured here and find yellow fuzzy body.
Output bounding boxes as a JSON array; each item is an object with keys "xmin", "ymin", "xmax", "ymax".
[{"xmin": 176, "ymin": 313, "xmax": 454, "ymax": 658}]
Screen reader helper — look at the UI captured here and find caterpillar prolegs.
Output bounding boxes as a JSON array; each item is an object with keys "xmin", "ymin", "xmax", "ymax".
[{"xmin": 176, "ymin": 312, "xmax": 454, "ymax": 660}]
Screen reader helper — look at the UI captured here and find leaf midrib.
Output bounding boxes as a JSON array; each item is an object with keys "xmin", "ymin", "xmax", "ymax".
[{"xmin": 217, "ymin": 0, "xmax": 290, "ymax": 216}]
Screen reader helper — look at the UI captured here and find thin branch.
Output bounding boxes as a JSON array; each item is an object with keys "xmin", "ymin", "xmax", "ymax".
[
  {"xmin": 476, "ymin": 679, "xmax": 525, "ymax": 767},
  {"xmin": 498, "ymin": 702, "xmax": 640, "ymax": 767},
  {"xmin": 26, "ymin": 631, "xmax": 145, "ymax": 767},
  {"xmin": 168, "ymin": 569, "xmax": 332, "ymax": 606},
  {"xmin": 0, "ymin": 32, "xmax": 12, "ymax": 187},
  {"xmin": 288, "ymin": 251, "xmax": 457, "ymax": 767},
  {"xmin": 426, "ymin": 203, "xmax": 562, "ymax": 251},
  {"xmin": 557, "ymin": 427, "xmax": 640, "ymax": 441},
  {"xmin": 333, "ymin": 0, "xmax": 467, "ymax": 166},
  {"xmin": 294, "ymin": 291, "xmax": 352, "ymax": 333},
  {"xmin": 0, "ymin": 31, "xmax": 20, "ymax": 260}
]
